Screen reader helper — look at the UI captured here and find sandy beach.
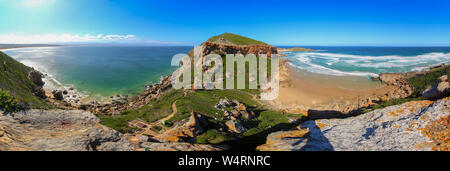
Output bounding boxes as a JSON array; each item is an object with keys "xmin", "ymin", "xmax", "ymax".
[{"xmin": 270, "ymin": 64, "xmax": 398, "ymax": 114}]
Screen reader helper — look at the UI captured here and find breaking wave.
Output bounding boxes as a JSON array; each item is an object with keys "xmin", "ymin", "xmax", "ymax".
[{"xmin": 285, "ymin": 52, "xmax": 450, "ymax": 77}]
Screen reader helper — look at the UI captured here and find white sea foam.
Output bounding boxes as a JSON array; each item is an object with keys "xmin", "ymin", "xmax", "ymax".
[
  {"xmin": 288, "ymin": 63, "xmax": 379, "ymax": 77},
  {"xmin": 287, "ymin": 52, "xmax": 450, "ymax": 77}
]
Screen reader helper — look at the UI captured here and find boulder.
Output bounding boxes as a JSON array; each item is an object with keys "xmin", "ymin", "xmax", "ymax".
[
  {"xmin": 33, "ymin": 87, "xmax": 47, "ymax": 99},
  {"xmin": 52, "ymin": 90, "xmax": 64, "ymax": 100},
  {"xmin": 155, "ymin": 112, "xmax": 208, "ymax": 143},
  {"xmin": 257, "ymin": 129, "xmax": 310, "ymax": 151},
  {"xmin": 28, "ymin": 70, "xmax": 45, "ymax": 87},
  {"xmin": 423, "ymin": 75, "xmax": 449, "ymax": 100},
  {"xmin": 225, "ymin": 120, "xmax": 247, "ymax": 134},
  {"xmin": 257, "ymin": 97, "xmax": 450, "ymax": 151},
  {"xmin": 185, "ymin": 112, "xmax": 208, "ymax": 136},
  {"xmin": 378, "ymin": 73, "xmax": 406, "ymax": 86}
]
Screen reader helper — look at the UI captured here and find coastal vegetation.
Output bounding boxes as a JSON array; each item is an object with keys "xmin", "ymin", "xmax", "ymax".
[
  {"xmin": 407, "ymin": 65, "xmax": 450, "ymax": 97},
  {"xmin": 207, "ymin": 33, "xmax": 267, "ymax": 45},
  {"xmin": 0, "ymin": 51, "xmax": 50, "ymax": 109},
  {"xmin": 362, "ymin": 65, "xmax": 450, "ymax": 114},
  {"xmin": 0, "ymin": 89, "xmax": 18, "ymax": 112}
]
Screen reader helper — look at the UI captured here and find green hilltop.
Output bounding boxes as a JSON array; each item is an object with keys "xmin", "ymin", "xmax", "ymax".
[
  {"xmin": 206, "ymin": 33, "xmax": 268, "ymax": 45},
  {"xmin": 0, "ymin": 51, "xmax": 49, "ymax": 109}
]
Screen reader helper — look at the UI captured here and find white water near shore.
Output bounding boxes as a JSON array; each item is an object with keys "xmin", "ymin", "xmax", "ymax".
[{"xmin": 285, "ymin": 51, "xmax": 450, "ymax": 78}]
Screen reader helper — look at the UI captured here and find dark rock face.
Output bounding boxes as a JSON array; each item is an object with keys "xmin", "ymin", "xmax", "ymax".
[
  {"xmin": 28, "ymin": 70, "xmax": 45, "ymax": 87},
  {"xmin": 52, "ymin": 90, "xmax": 64, "ymax": 101},
  {"xmin": 0, "ymin": 109, "xmax": 136, "ymax": 151},
  {"xmin": 225, "ymin": 120, "xmax": 247, "ymax": 134},
  {"xmin": 33, "ymin": 87, "xmax": 46, "ymax": 99}
]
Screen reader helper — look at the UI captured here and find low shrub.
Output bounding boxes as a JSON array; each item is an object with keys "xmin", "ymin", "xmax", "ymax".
[{"xmin": 0, "ymin": 89, "xmax": 18, "ymax": 112}]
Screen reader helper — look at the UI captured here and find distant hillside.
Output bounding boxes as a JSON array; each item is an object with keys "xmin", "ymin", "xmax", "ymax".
[
  {"xmin": 278, "ymin": 47, "xmax": 315, "ymax": 52},
  {"xmin": 0, "ymin": 51, "xmax": 49, "ymax": 109},
  {"xmin": 206, "ymin": 33, "xmax": 268, "ymax": 45}
]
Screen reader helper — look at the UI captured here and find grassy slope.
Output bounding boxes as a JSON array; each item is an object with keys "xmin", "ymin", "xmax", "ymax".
[
  {"xmin": 0, "ymin": 51, "xmax": 49, "ymax": 109},
  {"xmin": 100, "ymin": 88, "xmax": 302, "ymax": 147},
  {"xmin": 207, "ymin": 33, "xmax": 267, "ymax": 45}
]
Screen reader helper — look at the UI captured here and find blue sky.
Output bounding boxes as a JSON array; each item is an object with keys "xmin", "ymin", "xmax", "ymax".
[{"xmin": 0, "ymin": 0, "xmax": 449, "ymax": 46}]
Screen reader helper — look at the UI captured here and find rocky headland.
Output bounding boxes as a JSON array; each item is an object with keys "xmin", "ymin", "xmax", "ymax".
[{"xmin": 278, "ymin": 47, "xmax": 315, "ymax": 52}]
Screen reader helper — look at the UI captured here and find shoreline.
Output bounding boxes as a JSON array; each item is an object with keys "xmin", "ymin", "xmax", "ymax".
[{"xmin": 2, "ymin": 46, "xmax": 134, "ymax": 105}]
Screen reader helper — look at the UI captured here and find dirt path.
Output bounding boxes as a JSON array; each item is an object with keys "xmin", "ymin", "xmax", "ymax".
[
  {"xmin": 160, "ymin": 100, "xmax": 178, "ymax": 123},
  {"xmin": 131, "ymin": 100, "xmax": 178, "ymax": 137}
]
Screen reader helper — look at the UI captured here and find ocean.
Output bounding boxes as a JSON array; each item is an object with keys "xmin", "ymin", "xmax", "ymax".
[
  {"xmin": 281, "ymin": 46, "xmax": 450, "ymax": 78},
  {"xmin": 4, "ymin": 46, "xmax": 450, "ymax": 97},
  {"xmin": 3, "ymin": 46, "xmax": 192, "ymax": 97}
]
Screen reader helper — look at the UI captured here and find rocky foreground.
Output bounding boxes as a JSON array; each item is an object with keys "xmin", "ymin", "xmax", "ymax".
[
  {"xmin": 0, "ymin": 109, "xmax": 226, "ymax": 151},
  {"xmin": 258, "ymin": 97, "xmax": 450, "ymax": 151},
  {"xmin": 0, "ymin": 109, "xmax": 135, "ymax": 151}
]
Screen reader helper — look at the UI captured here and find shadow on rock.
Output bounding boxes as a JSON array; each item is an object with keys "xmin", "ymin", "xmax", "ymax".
[{"xmin": 298, "ymin": 120, "xmax": 334, "ymax": 151}]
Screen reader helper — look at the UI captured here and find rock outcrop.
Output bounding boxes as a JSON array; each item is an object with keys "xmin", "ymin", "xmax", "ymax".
[
  {"xmin": 77, "ymin": 75, "xmax": 173, "ymax": 115},
  {"xmin": 375, "ymin": 72, "xmax": 413, "ymax": 100},
  {"xmin": 423, "ymin": 75, "xmax": 449, "ymax": 100},
  {"xmin": 225, "ymin": 120, "xmax": 247, "ymax": 134},
  {"xmin": 0, "ymin": 109, "xmax": 136, "ymax": 151},
  {"xmin": 28, "ymin": 70, "xmax": 45, "ymax": 87},
  {"xmin": 51, "ymin": 90, "xmax": 64, "ymax": 101},
  {"xmin": 154, "ymin": 112, "xmax": 208, "ymax": 143},
  {"xmin": 258, "ymin": 97, "xmax": 450, "ymax": 151}
]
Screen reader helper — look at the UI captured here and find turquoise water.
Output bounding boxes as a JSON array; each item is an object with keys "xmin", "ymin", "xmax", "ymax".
[
  {"xmin": 281, "ymin": 46, "xmax": 450, "ymax": 78},
  {"xmin": 4, "ymin": 46, "xmax": 192, "ymax": 97}
]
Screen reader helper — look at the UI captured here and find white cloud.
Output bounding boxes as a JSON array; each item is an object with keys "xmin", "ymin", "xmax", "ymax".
[{"xmin": 0, "ymin": 34, "xmax": 138, "ymax": 44}]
